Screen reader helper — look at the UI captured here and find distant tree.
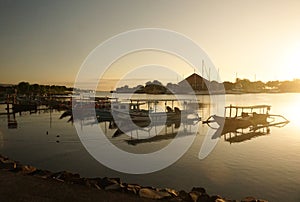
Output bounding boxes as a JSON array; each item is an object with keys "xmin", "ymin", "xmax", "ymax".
[
  {"xmin": 30, "ymin": 84, "xmax": 40, "ymax": 95},
  {"xmin": 134, "ymin": 85, "xmax": 145, "ymax": 93},
  {"xmin": 223, "ymin": 81, "xmax": 234, "ymax": 90},
  {"xmin": 266, "ymin": 80, "xmax": 280, "ymax": 88},
  {"xmin": 144, "ymin": 80, "xmax": 167, "ymax": 94},
  {"xmin": 152, "ymin": 80, "xmax": 162, "ymax": 86},
  {"xmin": 145, "ymin": 81, "xmax": 152, "ymax": 86},
  {"xmin": 17, "ymin": 82, "xmax": 30, "ymax": 95},
  {"xmin": 279, "ymin": 80, "xmax": 300, "ymax": 92},
  {"xmin": 252, "ymin": 81, "xmax": 265, "ymax": 90}
]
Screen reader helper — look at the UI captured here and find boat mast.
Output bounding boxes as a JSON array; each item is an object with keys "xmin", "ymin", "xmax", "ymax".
[
  {"xmin": 201, "ymin": 60, "xmax": 204, "ymax": 89},
  {"xmin": 194, "ymin": 67, "xmax": 196, "ymax": 90}
]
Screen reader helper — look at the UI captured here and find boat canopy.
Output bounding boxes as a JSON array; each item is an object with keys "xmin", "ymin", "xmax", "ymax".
[
  {"xmin": 224, "ymin": 105, "xmax": 271, "ymax": 118},
  {"xmin": 225, "ymin": 105, "xmax": 271, "ymax": 110}
]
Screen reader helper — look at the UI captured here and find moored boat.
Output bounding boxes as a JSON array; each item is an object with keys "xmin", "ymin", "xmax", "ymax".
[{"xmin": 204, "ymin": 105, "xmax": 288, "ymax": 131}]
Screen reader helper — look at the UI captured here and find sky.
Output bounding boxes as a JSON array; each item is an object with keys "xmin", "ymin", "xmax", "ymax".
[{"xmin": 1, "ymin": 0, "xmax": 300, "ymax": 90}]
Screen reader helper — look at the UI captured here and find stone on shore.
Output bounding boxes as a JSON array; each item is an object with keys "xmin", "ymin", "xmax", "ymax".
[
  {"xmin": 0, "ymin": 160, "xmax": 16, "ymax": 170},
  {"xmin": 191, "ymin": 187, "xmax": 206, "ymax": 194},
  {"xmin": 125, "ymin": 184, "xmax": 142, "ymax": 195},
  {"xmin": 13, "ymin": 165, "xmax": 37, "ymax": 174},
  {"xmin": 98, "ymin": 177, "xmax": 121, "ymax": 189},
  {"xmin": 0, "ymin": 154, "xmax": 268, "ymax": 202},
  {"xmin": 104, "ymin": 183, "xmax": 123, "ymax": 191},
  {"xmin": 84, "ymin": 178, "xmax": 102, "ymax": 190},
  {"xmin": 241, "ymin": 196, "xmax": 268, "ymax": 202},
  {"xmin": 178, "ymin": 190, "xmax": 192, "ymax": 201},
  {"xmin": 139, "ymin": 188, "xmax": 171, "ymax": 200},
  {"xmin": 29, "ymin": 169, "xmax": 52, "ymax": 179},
  {"xmin": 188, "ymin": 187, "xmax": 210, "ymax": 202},
  {"xmin": 51, "ymin": 171, "xmax": 80, "ymax": 182},
  {"xmin": 164, "ymin": 188, "xmax": 179, "ymax": 197}
]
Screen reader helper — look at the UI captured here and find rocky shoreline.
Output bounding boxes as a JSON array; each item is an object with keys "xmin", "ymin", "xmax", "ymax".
[{"xmin": 0, "ymin": 154, "xmax": 267, "ymax": 202}]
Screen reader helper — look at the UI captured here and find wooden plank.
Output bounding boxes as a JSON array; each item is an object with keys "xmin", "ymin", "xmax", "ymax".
[{"xmin": 225, "ymin": 105, "xmax": 271, "ymax": 109}]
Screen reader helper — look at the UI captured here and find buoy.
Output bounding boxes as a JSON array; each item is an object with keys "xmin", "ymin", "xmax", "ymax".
[{"xmin": 46, "ymin": 131, "xmax": 48, "ymax": 135}]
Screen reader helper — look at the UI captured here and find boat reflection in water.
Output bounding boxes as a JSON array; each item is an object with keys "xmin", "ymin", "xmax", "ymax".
[
  {"xmin": 223, "ymin": 128, "xmax": 270, "ymax": 144},
  {"xmin": 112, "ymin": 114, "xmax": 200, "ymax": 145},
  {"xmin": 61, "ymin": 98, "xmax": 202, "ymax": 146},
  {"xmin": 211, "ymin": 122, "xmax": 289, "ymax": 144}
]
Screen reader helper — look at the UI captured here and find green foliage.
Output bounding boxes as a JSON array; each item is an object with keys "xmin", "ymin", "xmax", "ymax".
[
  {"xmin": 144, "ymin": 80, "xmax": 167, "ymax": 94},
  {"xmin": 14, "ymin": 82, "xmax": 72, "ymax": 96}
]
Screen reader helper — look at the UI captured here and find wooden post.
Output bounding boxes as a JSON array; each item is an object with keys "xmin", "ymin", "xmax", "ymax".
[{"xmin": 6, "ymin": 94, "xmax": 10, "ymax": 114}]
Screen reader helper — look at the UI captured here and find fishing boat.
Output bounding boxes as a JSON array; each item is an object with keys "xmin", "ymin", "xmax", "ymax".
[
  {"xmin": 110, "ymin": 98, "xmax": 201, "ymax": 124},
  {"xmin": 204, "ymin": 105, "xmax": 289, "ymax": 131},
  {"xmin": 110, "ymin": 101, "xmax": 183, "ymax": 123}
]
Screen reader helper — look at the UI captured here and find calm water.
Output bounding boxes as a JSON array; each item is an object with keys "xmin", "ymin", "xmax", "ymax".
[{"xmin": 0, "ymin": 93, "xmax": 300, "ymax": 202}]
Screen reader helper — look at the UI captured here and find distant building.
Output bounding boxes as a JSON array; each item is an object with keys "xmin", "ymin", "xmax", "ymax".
[{"xmin": 178, "ymin": 73, "xmax": 209, "ymax": 92}]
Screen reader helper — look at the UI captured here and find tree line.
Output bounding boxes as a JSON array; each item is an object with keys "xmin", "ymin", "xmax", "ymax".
[
  {"xmin": 0, "ymin": 82, "xmax": 73, "ymax": 97},
  {"xmin": 224, "ymin": 78, "xmax": 300, "ymax": 92}
]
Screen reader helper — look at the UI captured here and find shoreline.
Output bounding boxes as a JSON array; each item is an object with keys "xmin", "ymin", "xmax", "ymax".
[{"xmin": 0, "ymin": 154, "xmax": 267, "ymax": 202}]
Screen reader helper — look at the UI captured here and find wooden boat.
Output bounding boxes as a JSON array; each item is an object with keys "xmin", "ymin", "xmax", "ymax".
[
  {"xmin": 111, "ymin": 105, "xmax": 182, "ymax": 123},
  {"xmin": 204, "ymin": 105, "xmax": 288, "ymax": 131},
  {"xmin": 111, "ymin": 101, "xmax": 200, "ymax": 125},
  {"xmin": 61, "ymin": 98, "xmax": 200, "ymax": 127}
]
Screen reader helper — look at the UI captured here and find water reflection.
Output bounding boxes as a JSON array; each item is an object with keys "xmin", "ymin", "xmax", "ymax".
[
  {"xmin": 7, "ymin": 112, "xmax": 17, "ymax": 129},
  {"xmin": 208, "ymin": 118, "xmax": 289, "ymax": 144},
  {"xmin": 0, "ymin": 94, "xmax": 299, "ymax": 201},
  {"xmin": 59, "ymin": 99, "xmax": 292, "ymax": 147}
]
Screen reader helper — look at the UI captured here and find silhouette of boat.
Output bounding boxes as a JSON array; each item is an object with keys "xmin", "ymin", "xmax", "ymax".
[
  {"xmin": 203, "ymin": 105, "xmax": 288, "ymax": 131},
  {"xmin": 204, "ymin": 105, "xmax": 289, "ymax": 143}
]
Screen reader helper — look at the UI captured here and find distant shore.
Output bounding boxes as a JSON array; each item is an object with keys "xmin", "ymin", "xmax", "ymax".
[{"xmin": 0, "ymin": 154, "xmax": 268, "ymax": 202}]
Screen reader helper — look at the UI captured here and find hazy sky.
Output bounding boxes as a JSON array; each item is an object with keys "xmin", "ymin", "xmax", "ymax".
[{"xmin": 1, "ymin": 0, "xmax": 300, "ymax": 90}]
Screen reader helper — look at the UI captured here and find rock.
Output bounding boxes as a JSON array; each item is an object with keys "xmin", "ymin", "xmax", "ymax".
[
  {"xmin": 215, "ymin": 199, "xmax": 226, "ymax": 202},
  {"xmin": 139, "ymin": 188, "xmax": 171, "ymax": 200},
  {"xmin": 83, "ymin": 178, "xmax": 103, "ymax": 190},
  {"xmin": 51, "ymin": 171, "xmax": 80, "ymax": 182},
  {"xmin": 14, "ymin": 165, "xmax": 37, "ymax": 174},
  {"xmin": 241, "ymin": 197, "xmax": 257, "ymax": 202},
  {"xmin": 188, "ymin": 187, "xmax": 209, "ymax": 202},
  {"xmin": 189, "ymin": 191, "xmax": 199, "ymax": 202},
  {"xmin": 127, "ymin": 183, "xmax": 141, "ymax": 190},
  {"xmin": 126, "ymin": 187, "xmax": 137, "ymax": 195},
  {"xmin": 126, "ymin": 184, "xmax": 141, "ymax": 195},
  {"xmin": 0, "ymin": 155, "xmax": 9, "ymax": 162},
  {"xmin": 98, "ymin": 177, "xmax": 121, "ymax": 189},
  {"xmin": 164, "ymin": 188, "xmax": 179, "ymax": 197},
  {"xmin": 0, "ymin": 160, "xmax": 17, "ymax": 170},
  {"xmin": 191, "ymin": 187, "xmax": 206, "ymax": 194},
  {"xmin": 105, "ymin": 183, "xmax": 122, "ymax": 191},
  {"xmin": 29, "ymin": 169, "xmax": 52, "ymax": 178},
  {"xmin": 196, "ymin": 194, "xmax": 210, "ymax": 202},
  {"xmin": 189, "ymin": 191, "xmax": 211, "ymax": 202},
  {"xmin": 109, "ymin": 177, "xmax": 121, "ymax": 184},
  {"xmin": 210, "ymin": 195, "xmax": 226, "ymax": 202},
  {"xmin": 178, "ymin": 190, "xmax": 193, "ymax": 202}
]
